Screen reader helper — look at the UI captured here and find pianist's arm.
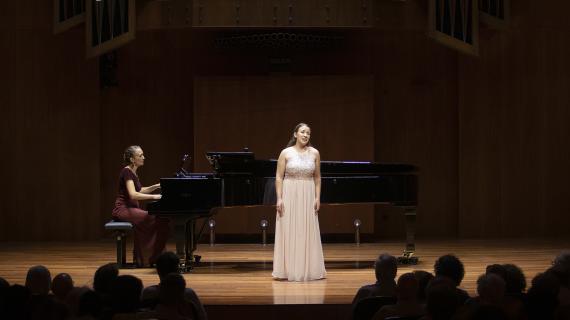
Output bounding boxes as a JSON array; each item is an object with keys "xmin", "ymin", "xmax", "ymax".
[
  {"xmin": 275, "ymin": 149, "xmax": 287, "ymax": 216},
  {"xmin": 126, "ymin": 180, "xmax": 161, "ymax": 201},
  {"xmin": 140, "ymin": 183, "xmax": 160, "ymax": 194},
  {"xmin": 313, "ymin": 148, "xmax": 321, "ymax": 213}
]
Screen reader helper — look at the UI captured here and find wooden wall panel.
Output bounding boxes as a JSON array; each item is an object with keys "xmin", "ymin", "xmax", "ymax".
[
  {"xmin": 457, "ymin": 0, "xmax": 570, "ymax": 237},
  {"xmin": 373, "ymin": 29, "xmax": 459, "ymax": 238},
  {"xmin": 193, "ymin": 76, "xmax": 374, "ymax": 170},
  {"xmin": 0, "ymin": 3, "xmax": 100, "ymax": 241}
]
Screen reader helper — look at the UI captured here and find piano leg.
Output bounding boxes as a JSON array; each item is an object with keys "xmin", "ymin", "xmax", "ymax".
[
  {"xmin": 171, "ymin": 216, "xmax": 193, "ymax": 272},
  {"xmin": 398, "ymin": 207, "xmax": 418, "ymax": 265},
  {"xmin": 185, "ymin": 220, "xmax": 202, "ymax": 266}
]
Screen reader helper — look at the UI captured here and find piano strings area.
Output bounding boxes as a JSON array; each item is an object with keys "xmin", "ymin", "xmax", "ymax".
[{"xmin": 1, "ymin": 239, "xmax": 568, "ymax": 319}]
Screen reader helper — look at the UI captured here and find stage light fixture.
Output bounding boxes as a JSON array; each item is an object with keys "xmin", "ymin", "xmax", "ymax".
[
  {"xmin": 260, "ymin": 219, "xmax": 269, "ymax": 246},
  {"xmin": 353, "ymin": 219, "xmax": 362, "ymax": 246},
  {"xmin": 208, "ymin": 219, "xmax": 216, "ymax": 246}
]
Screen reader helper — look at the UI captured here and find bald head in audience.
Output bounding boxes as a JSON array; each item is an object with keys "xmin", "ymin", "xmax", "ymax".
[{"xmin": 25, "ymin": 265, "xmax": 51, "ymax": 296}]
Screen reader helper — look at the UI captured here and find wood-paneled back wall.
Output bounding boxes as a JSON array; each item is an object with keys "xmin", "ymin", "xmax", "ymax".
[{"xmin": 1, "ymin": 0, "xmax": 569, "ymax": 240}]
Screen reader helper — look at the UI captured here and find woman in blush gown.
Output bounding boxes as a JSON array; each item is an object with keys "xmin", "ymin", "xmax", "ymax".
[{"xmin": 272, "ymin": 123, "xmax": 327, "ymax": 281}]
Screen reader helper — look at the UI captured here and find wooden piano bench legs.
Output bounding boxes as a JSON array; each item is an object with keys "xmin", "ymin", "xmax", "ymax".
[{"xmin": 104, "ymin": 220, "xmax": 135, "ymax": 269}]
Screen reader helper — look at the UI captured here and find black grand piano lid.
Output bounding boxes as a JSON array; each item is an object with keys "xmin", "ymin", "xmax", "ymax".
[
  {"xmin": 205, "ymin": 151, "xmax": 257, "ymax": 174},
  {"xmin": 204, "ymin": 150, "xmax": 417, "ymax": 176}
]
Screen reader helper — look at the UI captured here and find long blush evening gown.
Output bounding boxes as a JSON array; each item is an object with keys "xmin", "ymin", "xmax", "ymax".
[{"xmin": 272, "ymin": 150, "xmax": 326, "ymax": 281}]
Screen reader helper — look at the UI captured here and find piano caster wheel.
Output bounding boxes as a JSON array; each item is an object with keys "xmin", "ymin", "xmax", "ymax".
[
  {"xmin": 178, "ymin": 263, "xmax": 194, "ymax": 273},
  {"xmin": 397, "ymin": 251, "xmax": 419, "ymax": 265},
  {"xmin": 194, "ymin": 255, "xmax": 202, "ymax": 264}
]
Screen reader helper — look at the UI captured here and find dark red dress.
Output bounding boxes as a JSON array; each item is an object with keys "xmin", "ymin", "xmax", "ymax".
[{"xmin": 112, "ymin": 167, "xmax": 169, "ymax": 266}]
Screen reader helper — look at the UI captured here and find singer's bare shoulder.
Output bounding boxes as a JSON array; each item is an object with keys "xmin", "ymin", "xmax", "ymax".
[
  {"xmin": 309, "ymin": 146, "xmax": 320, "ymax": 155},
  {"xmin": 279, "ymin": 147, "xmax": 294, "ymax": 157}
]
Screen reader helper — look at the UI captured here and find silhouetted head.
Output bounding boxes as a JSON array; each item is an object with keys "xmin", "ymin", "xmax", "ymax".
[
  {"xmin": 156, "ymin": 251, "xmax": 180, "ymax": 281},
  {"xmin": 112, "ymin": 275, "xmax": 143, "ymax": 313},
  {"xmin": 526, "ymin": 271, "xmax": 560, "ymax": 319},
  {"xmin": 374, "ymin": 253, "xmax": 398, "ymax": 282},
  {"xmin": 425, "ymin": 276, "xmax": 458, "ymax": 319},
  {"xmin": 4, "ymin": 284, "xmax": 31, "ymax": 317},
  {"xmin": 413, "ymin": 270, "xmax": 434, "ymax": 302},
  {"xmin": 159, "ymin": 273, "xmax": 186, "ymax": 305},
  {"xmin": 93, "ymin": 263, "xmax": 118, "ymax": 295},
  {"xmin": 0, "ymin": 277, "xmax": 9, "ymax": 289},
  {"xmin": 25, "ymin": 265, "xmax": 51, "ymax": 295},
  {"xmin": 396, "ymin": 272, "xmax": 419, "ymax": 301},
  {"xmin": 485, "ymin": 264, "xmax": 507, "ymax": 280},
  {"xmin": 78, "ymin": 289, "xmax": 103, "ymax": 318},
  {"xmin": 477, "ymin": 273, "xmax": 506, "ymax": 306},
  {"xmin": 51, "ymin": 273, "xmax": 74, "ymax": 301},
  {"xmin": 502, "ymin": 264, "xmax": 527, "ymax": 295},
  {"xmin": 553, "ymin": 251, "xmax": 570, "ymax": 269},
  {"xmin": 434, "ymin": 254, "xmax": 465, "ymax": 286},
  {"xmin": 0, "ymin": 278, "xmax": 11, "ymax": 311}
]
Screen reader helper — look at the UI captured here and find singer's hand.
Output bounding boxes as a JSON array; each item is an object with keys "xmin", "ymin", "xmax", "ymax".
[
  {"xmin": 314, "ymin": 198, "xmax": 320, "ymax": 215},
  {"xmin": 276, "ymin": 199, "xmax": 284, "ymax": 217}
]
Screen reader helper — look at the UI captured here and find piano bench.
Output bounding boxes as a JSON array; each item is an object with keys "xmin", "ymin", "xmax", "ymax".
[{"xmin": 104, "ymin": 220, "xmax": 134, "ymax": 268}]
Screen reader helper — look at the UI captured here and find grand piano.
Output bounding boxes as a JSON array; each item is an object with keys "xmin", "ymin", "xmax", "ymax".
[{"xmin": 147, "ymin": 151, "xmax": 418, "ymax": 270}]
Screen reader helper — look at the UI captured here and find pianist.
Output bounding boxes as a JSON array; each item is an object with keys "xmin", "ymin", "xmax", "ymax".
[{"xmin": 112, "ymin": 145, "xmax": 170, "ymax": 267}]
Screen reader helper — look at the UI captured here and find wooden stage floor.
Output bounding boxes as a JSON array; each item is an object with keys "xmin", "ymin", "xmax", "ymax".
[{"xmin": 0, "ymin": 239, "xmax": 568, "ymax": 305}]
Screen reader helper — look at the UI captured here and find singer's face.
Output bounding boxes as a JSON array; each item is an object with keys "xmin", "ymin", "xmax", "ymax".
[
  {"xmin": 294, "ymin": 125, "xmax": 311, "ymax": 146},
  {"xmin": 131, "ymin": 148, "xmax": 145, "ymax": 167}
]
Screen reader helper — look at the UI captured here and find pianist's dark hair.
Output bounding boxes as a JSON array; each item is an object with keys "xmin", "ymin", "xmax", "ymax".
[
  {"xmin": 286, "ymin": 122, "xmax": 311, "ymax": 147},
  {"xmin": 123, "ymin": 145, "xmax": 141, "ymax": 165}
]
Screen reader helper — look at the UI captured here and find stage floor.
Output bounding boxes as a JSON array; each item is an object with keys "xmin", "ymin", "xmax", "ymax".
[{"xmin": 0, "ymin": 239, "xmax": 567, "ymax": 305}]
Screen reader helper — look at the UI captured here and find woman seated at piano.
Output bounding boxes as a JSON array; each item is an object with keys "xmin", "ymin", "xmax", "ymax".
[{"xmin": 112, "ymin": 145, "xmax": 170, "ymax": 267}]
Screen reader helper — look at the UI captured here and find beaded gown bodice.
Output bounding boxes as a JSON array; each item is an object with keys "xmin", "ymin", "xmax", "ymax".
[{"xmin": 285, "ymin": 149, "xmax": 315, "ymax": 179}]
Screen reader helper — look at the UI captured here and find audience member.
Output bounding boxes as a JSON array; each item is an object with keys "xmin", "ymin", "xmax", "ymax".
[
  {"xmin": 549, "ymin": 255, "xmax": 570, "ymax": 306},
  {"xmin": 486, "ymin": 264, "xmax": 508, "ymax": 281},
  {"xmin": 414, "ymin": 270, "xmax": 434, "ymax": 304},
  {"xmin": 51, "ymin": 273, "xmax": 74, "ymax": 302},
  {"xmin": 352, "ymin": 253, "xmax": 398, "ymax": 304},
  {"xmin": 65, "ymin": 286, "xmax": 92, "ymax": 319},
  {"xmin": 526, "ymin": 271, "xmax": 560, "ymax": 320},
  {"xmin": 93, "ymin": 262, "xmax": 119, "ymax": 311},
  {"xmin": 141, "ymin": 251, "xmax": 207, "ymax": 320},
  {"xmin": 154, "ymin": 273, "xmax": 198, "ymax": 320},
  {"xmin": 434, "ymin": 254, "xmax": 470, "ymax": 305},
  {"xmin": 3, "ymin": 284, "xmax": 31, "ymax": 320},
  {"xmin": 0, "ymin": 277, "xmax": 9, "ymax": 312},
  {"xmin": 25, "ymin": 265, "xmax": 52, "ymax": 296},
  {"xmin": 421, "ymin": 276, "xmax": 459, "ymax": 320},
  {"xmin": 25, "ymin": 265, "xmax": 67, "ymax": 320},
  {"xmin": 553, "ymin": 251, "xmax": 570, "ymax": 269},
  {"xmin": 77, "ymin": 289, "xmax": 103, "ymax": 319},
  {"xmin": 372, "ymin": 272, "xmax": 425, "ymax": 320},
  {"xmin": 476, "ymin": 273, "xmax": 506, "ymax": 306},
  {"xmin": 502, "ymin": 264, "xmax": 527, "ymax": 298},
  {"xmin": 111, "ymin": 275, "xmax": 143, "ymax": 314}
]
